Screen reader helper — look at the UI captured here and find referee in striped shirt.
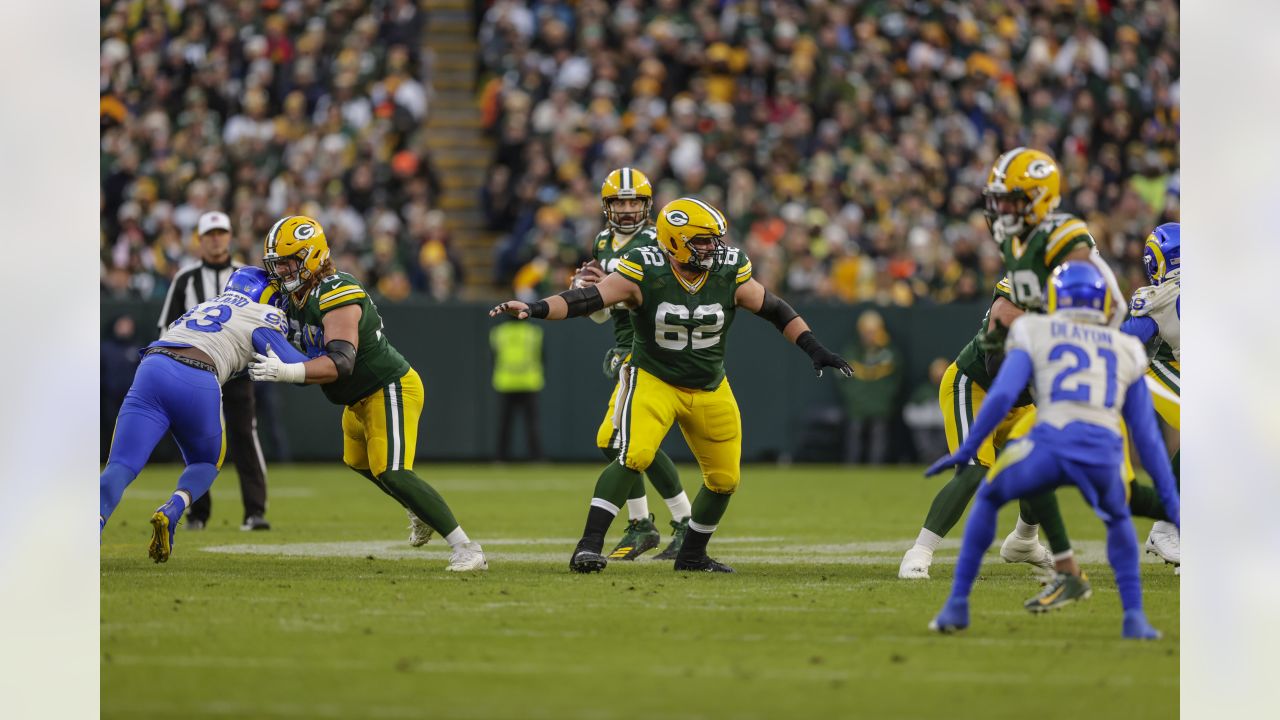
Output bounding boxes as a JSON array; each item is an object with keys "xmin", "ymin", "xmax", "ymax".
[{"xmin": 157, "ymin": 211, "xmax": 270, "ymax": 531}]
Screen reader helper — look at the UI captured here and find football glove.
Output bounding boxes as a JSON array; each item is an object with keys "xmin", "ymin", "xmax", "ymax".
[
  {"xmin": 796, "ymin": 331, "xmax": 853, "ymax": 378},
  {"xmin": 602, "ymin": 347, "xmax": 627, "ymax": 379},
  {"xmin": 249, "ymin": 347, "xmax": 306, "ymax": 384}
]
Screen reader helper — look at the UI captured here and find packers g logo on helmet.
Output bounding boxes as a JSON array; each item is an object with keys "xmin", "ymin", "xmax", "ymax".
[
  {"xmin": 263, "ymin": 215, "xmax": 332, "ymax": 302},
  {"xmin": 601, "ymin": 167, "xmax": 654, "ymax": 234},
  {"xmin": 983, "ymin": 147, "xmax": 1062, "ymax": 242},
  {"xmin": 655, "ymin": 197, "xmax": 728, "ymax": 273}
]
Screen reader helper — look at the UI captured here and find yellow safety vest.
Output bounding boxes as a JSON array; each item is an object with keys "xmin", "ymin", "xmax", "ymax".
[{"xmin": 490, "ymin": 322, "xmax": 545, "ymax": 392}]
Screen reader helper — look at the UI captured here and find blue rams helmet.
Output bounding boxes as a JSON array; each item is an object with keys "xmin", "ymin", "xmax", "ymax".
[
  {"xmin": 1046, "ymin": 261, "xmax": 1111, "ymax": 325},
  {"xmin": 225, "ymin": 266, "xmax": 286, "ymax": 311},
  {"xmin": 1143, "ymin": 223, "xmax": 1180, "ymax": 286}
]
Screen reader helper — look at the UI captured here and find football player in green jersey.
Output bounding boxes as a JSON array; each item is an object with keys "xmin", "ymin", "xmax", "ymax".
[
  {"xmin": 248, "ymin": 215, "xmax": 487, "ymax": 571},
  {"xmin": 572, "ymin": 167, "xmax": 692, "ymax": 561},
  {"xmin": 491, "ymin": 197, "xmax": 853, "ymax": 573},
  {"xmin": 979, "ymin": 148, "xmax": 1173, "ymax": 609}
]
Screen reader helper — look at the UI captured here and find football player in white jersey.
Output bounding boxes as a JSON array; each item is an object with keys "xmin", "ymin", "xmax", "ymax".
[
  {"xmin": 1121, "ymin": 223, "xmax": 1181, "ymax": 567},
  {"xmin": 100, "ymin": 268, "xmax": 310, "ymax": 562},
  {"xmin": 925, "ymin": 262, "xmax": 1180, "ymax": 640}
]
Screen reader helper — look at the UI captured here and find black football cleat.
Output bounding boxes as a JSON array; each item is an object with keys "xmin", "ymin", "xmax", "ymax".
[
  {"xmin": 673, "ymin": 554, "xmax": 734, "ymax": 573},
  {"xmin": 569, "ymin": 548, "xmax": 608, "ymax": 574}
]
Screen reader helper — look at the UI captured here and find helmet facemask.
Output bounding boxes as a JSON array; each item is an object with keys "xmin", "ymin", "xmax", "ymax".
[
  {"xmin": 682, "ymin": 233, "xmax": 727, "ymax": 273},
  {"xmin": 604, "ymin": 196, "xmax": 652, "ymax": 235},
  {"xmin": 983, "ymin": 187, "xmax": 1034, "ymax": 244}
]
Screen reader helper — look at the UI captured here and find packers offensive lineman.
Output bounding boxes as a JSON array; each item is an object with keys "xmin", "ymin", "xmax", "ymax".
[
  {"xmin": 927, "ymin": 262, "xmax": 1179, "ymax": 640},
  {"xmin": 248, "ymin": 216, "xmax": 487, "ymax": 572},
  {"xmin": 572, "ymin": 167, "xmax": 693, "ymax": 561},
  {"xmin": 100, "ymin": 267, "xmax": 308, "ymax": 562},
  {"xmin": 490, "ymin": 198, "xmax": 853, "ymax": 573},
  {"xmin": 1121, "ymin": 223, "xmax": 1181, "ymax": 568},
  {"xmin": 974, "ymin": 147, "xmax": 1176, "ymax": 611}
]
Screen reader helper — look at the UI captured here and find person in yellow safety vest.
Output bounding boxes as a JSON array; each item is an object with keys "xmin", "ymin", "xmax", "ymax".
[{"xmin": 490, "ymin": 317, "xmax": 546, "ymax": 461}]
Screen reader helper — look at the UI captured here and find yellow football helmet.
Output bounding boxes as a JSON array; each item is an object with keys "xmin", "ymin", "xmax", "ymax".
[
  {"xmin": 600, "ymin": 167, "xmax": 654, "ymax": 234},
  {"xmin": 655, "ymin": 197, "xmax": 728, "ymax": 272},
  {"xmin": 263, "ymin": 215, "xmax": 332, "ymax": 302},
  {"xmin": 983, "ymin": 147, "xmax": 1062, "ymax": 241}
]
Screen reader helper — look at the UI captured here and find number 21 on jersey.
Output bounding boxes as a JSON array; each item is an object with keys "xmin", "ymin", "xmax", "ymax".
[{"xmin": 1048, "ymin": 342, "xmax": 1118, "ymax": 408}]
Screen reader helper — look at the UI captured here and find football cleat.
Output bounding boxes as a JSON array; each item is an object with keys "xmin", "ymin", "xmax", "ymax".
[
  {"xmin": 673, "ymin": 554, "xmax": 734, "ymax": 573},
  {"xmin": 408, "ymin": 511, "xmax": 434, "ymax": 547},
  {"xmin": 928, "ymin": 598, "xmax": 970, "ymax": 634},
  {"xmin": 148, "ymin": 500, "xmax": 183, "ymax": 564},
  {"xmin": 446, "ymin": 542, "xmax": 488, "ymax": 572},
  {"xmin": 609, "ymin": 513, "xmax": 661, "ymax": 560},
  {"xmin": 653, "ymin": 517, "xmax": 690, "ymax": 561},
  {"xmin": 898, "ymin": 545, "xmax": 933, "ymax": 580},
  {"xmin": 569, "ymin": 548, "xmax": 608, "ymax": 574},
  {"xmin": 1024, "ymin": 571, "xmax": 1092, "ymax": 613},
  {"xmin": 1122, "ymin": 609, "xmax": 1163, "ymax": 640},
  {"xmin": 999, "ymin": 531, "xmax": 1054, "ymax": 572},
  {"xmin": 240, "ymin": 515, "xmax": 270, "ymax": 531},
  {"xmin": 1144, "ymin": 521, "xmax": 1180, "ymax": 566}
]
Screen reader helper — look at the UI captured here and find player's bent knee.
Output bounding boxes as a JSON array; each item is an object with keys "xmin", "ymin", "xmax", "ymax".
[
  {"xmin": 703, "ymin": 472, "xmax": 739, "ymax": 494},
  {"xmin": 622, "ymin": 447, "xmax": 657, "ymax": 472}
]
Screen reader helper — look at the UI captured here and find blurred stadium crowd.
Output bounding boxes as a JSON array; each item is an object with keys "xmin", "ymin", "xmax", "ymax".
[{"xmin": 102, "ymin": 0, "xmax": 1178, "ymax": 307}]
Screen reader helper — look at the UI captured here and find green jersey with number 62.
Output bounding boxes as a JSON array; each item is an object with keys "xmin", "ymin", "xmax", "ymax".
[
  {"xmin": 1000, "ymin": 212, "xmax": 1094, "ymax": 310},
  {"xmin": 592, "ymin": 225, "xmax": 659, "ymax": 351},
  {"xmin": 288, "ymin": 271, "xmax": 410, "ymax": 406},
  {"xmin": 614, "ymin": 245, "xmax": 754, "ymax": 390}
]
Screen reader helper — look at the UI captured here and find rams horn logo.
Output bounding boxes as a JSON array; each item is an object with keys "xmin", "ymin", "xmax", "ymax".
[
  {"xmin": 665, "ymin": 210, "xmax": 689, "ymax": 226},
  {"xmin": 1026, "ymin": 160, "xmax": 1055, "ymax": 179},
  {"xmin": 294, "ymin": 223, "xmax": 316, "ymax": 240}
]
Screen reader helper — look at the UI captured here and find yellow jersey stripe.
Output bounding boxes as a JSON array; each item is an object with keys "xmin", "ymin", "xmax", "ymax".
[
  {"xmin": 1044, "ymin": 224, "xmax": 1091, "ymax": 267},
  {"xmin": 736, "ymin": 260, "xmax": 753, "ymax": 284},
  {"xmin": 319, "ymin": 290, "xmax": 366, "ymax": 309},
  {"xmin": 320, "ymin": 285, "xmax": 362, "ymax": 301},
  {"xmin": 673, "ymin": 270, "xmax": 707, "ymax": 294},
  {"xmin": 1043, "ymin": 219, "xmax": 1087, "ymax": 257},
  {"xmin": 616, "ymin": 264, "xmax": 644, "ymax": 281}
]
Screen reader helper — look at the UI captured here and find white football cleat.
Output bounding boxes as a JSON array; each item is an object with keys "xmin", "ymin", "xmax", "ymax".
[
  {"xmin": 408, "ymin": 511, "xmax": 433, "ymax": 547},
  {"xmin": 898, "ymin": 545, "xmax": 933, "ymax": 579},
  {"xmin": 1145, "ymin": 520, "xmax": 1180, "ymax": 565},
  {"xmin": 1000, "ymin": 531, "xmax": 1053, "ymax": 571},
  {"xmin": 447, "ymin": 542, "xmax": 488, "ymax": 572}
]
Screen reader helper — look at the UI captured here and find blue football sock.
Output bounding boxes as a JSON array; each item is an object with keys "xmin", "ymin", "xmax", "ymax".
[
  {"xmin": 174, "ymin": 463, "xmax": 219, "ymax": 518},
  {"xmin": 99, "ymin": 462, "xmax": 139, "ymax": 523},
  {"xmin": 950, "ymin": 493, "xmax": 1000, "ymax": 603},
  {"xmin": 1105, "ymin": 517, "xmax": 1144, "ymax": 613}
]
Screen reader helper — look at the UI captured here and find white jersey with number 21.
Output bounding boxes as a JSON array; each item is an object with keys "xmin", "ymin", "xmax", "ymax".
[{"xmin": 1006, "ymin": 315, "xmax": 1149, "ymax": 435}]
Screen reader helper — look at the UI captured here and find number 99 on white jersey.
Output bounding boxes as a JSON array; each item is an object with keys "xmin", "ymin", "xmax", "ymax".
[
  {"xmin": 160, "ymin": 291, "xmax": 289, "ymax": 384},
  {"xmin": 1007, "ymin": 315, "xmax": 1149, "ymax": 434}
]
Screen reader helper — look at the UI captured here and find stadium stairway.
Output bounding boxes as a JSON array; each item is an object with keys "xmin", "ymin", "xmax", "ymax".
[{"xmin": 424, "ymin": 0, "xmax": 499, "ymax": 298}]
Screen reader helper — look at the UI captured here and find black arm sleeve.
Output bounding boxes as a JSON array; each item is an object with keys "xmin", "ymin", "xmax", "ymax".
[
  {"xmin": 756, "ymin": 290, "xmax": 800, "ymax": 332},
  {"xmin": 556, "ymin": 286, "xmax": 606, "ymax": 318},
  {"xmin": 325, "ymin": 339, "xmax": 357, "ymax": 378}
]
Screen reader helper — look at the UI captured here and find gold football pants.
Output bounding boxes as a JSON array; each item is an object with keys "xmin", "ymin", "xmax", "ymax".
[{"xmin": 341, "ymin": 368, "xmax": 423, "ymax": 476}]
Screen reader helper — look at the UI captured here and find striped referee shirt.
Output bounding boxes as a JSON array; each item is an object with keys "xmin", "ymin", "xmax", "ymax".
[{"xmin": 157, "ymin": 260, "xmax": 245, "ymax": 332}]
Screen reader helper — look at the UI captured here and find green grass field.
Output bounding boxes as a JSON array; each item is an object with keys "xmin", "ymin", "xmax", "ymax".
[{"xmin": 101, "ymin": 464, "xmax": 1179, "ymax": 719}]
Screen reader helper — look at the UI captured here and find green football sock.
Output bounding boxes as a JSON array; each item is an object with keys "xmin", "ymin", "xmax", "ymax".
[
  {"xmin": 645, "ymin": 449, "xmax": 683, "ymax": 500},
  {"xmin": 1024, "ymin": 491, "xmax": 1071, "ymax": 555},
  {"xmin": 351, "ymin": 466, "xmax": 403, "ymax": 505},
  {"xmin": 593, "ymin": 460, "xmax": 640, "ymax": 510},
  {"xmin": 922, "ymin": 464, "xmax": 986, "ymax": 537},
  {"xmin": 379, "ymin": 469, "xmax": 460, "ymax": 536},
  {"xmin": 690, "ymin": 486, "xmax": 732, "ymax": 527},
  {"xmin": 1128, "ymin": 482, "xmax": 1169, "ymax": 521}
]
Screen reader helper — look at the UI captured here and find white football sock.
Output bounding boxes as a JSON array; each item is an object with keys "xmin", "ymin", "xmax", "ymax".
[
  {"xmin": 626, "ymin": 497, "xmax": 650, "ymax": 521},
  {"xmin": 914, "ymin": 528, "xmax": 943, "ymax": 552},
  {"xmin": 173, "ymin": 490, "xmax": 192, "ymax": 512},
  {"xmin": 1014, "ymin": 517, "xmax": 1040, "ymax": 540},
  {"xmin": 445, "ymin": 527, "xmax": 471, "ymax": 549},
  {"xmin": 1052, "ymin": 549, "xmax": 1075, "ymax": 563},
  {"xmin": 664, "ymin": 491, "xmax": 692, "ymax": 521}
]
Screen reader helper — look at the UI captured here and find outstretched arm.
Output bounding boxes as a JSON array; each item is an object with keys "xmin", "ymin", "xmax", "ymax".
[
  {"xmin": 925, "ymin": 349, "xmax": 1033, "ymax": 476},
  {"xmin": 735, "ymin": 278, "xmax": 852, "ymax": 377},
  {"xmin": 489, "ymin": 272, "xmax": 641, "ymax": 321},
  {"xmin": 250, "ymin": 304, "xmax": 361, "ymax": 385},
  {"xmin": 1121, "ymin": 379, "xmax": 1180, "ymax": 527}
]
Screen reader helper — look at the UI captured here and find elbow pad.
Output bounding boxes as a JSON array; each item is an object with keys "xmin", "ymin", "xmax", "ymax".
[
  {"xmin": 558, "ymin": 285, "xmax": 605, "ymax": 318},
  {"xmin": 757, "ymin": 290, "xmax": 800, "ymax": 332},
  {"xmin": 325, "ymin": 339, "xmax": 357, "ymax": 378}
]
